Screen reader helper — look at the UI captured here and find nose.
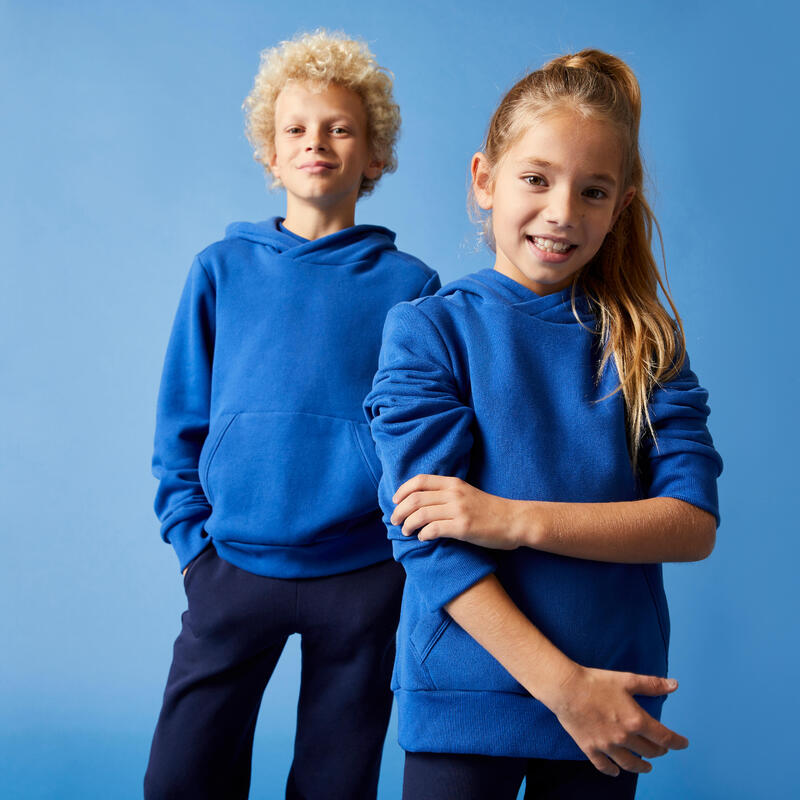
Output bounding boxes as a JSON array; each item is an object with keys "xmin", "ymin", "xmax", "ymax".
[
  {"xmin": 545, "ymin": 187, "xmax": 578, "ymax": 228},
  {"xmin": 305, "ymin": 129, "xmax": 328, "ymax": 152}
]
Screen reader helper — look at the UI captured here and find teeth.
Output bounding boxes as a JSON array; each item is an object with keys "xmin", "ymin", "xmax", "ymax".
[{"xmin": 532, "ymin": 236, "xmax": 572, "ymax": 253}]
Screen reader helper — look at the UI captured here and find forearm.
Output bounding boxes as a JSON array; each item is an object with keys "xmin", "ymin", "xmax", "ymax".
[
  {"xmin": 443, "ymin": 573, "xmax": 576, "ymax": 708},
  {"xmin": 517, "ymin": 496, "xmax": 716, "ymax": 563}
]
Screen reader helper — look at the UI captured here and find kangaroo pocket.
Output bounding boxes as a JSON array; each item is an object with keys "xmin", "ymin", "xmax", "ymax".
[
  {"xmin": 500, "ymin": 553, "xmax": 670, "ymax": 676},
  {"xmin": 202, "ymin": 411, "xmax": 381, "ymax": 546},
  {"xmin": 408, "ymin": 556, "xmax": 670, "ymax": 694},
  {"xmin": 409, "ymin": 608, "xmax": 527, "ymax": 694}
]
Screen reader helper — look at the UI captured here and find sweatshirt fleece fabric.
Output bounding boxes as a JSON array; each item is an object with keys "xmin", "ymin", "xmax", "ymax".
[
  {"xmin": 363, "ymin": 268, "xmax": 722, "ymax": 759},
  {"xmin": 153, "ymin": 217, "xmax": 440, "ymax": 577}
]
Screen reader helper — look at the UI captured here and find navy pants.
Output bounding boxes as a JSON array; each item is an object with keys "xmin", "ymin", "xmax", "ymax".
[
  {"xmin": 403, "ymin": 752, "xmax": 639, "ymax": 800},
  {"xmin": 144, "ymin": 546, "xmax": 404, "ymax": 800}
]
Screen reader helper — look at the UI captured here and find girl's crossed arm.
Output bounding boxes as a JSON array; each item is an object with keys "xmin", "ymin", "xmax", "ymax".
[
  {"xmin": 392, "ymin": 478, "xmax": 714, "ymax": 562},
  {"xmin": 391, "ymin": 355, "xmax": 722, "ymax": 564}
]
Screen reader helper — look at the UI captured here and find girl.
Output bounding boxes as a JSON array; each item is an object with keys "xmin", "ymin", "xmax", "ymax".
[{"xmin": 364, "ymin": 50, "xmax": 722, "ymax": 799}]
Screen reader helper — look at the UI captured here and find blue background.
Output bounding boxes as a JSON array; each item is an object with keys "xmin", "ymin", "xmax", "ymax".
[{"xmin": 1, "ymin": 0, "xmax": 797, "ymax": 797}]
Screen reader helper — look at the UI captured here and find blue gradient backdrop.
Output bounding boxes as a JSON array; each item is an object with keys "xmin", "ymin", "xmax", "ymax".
[{"xmin": 2, "ymin": 1, "xmax": 796, "ymax": 797}]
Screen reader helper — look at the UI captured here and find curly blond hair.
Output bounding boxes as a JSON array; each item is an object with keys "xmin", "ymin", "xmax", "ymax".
[{"xmin": 243, "ymin": 30, "xmax": 400, "ymax": 198}]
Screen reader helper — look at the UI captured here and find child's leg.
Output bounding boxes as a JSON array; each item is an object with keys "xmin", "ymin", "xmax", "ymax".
[
  {"xmin": 523, "ymin": 757, "xmax": 638, "ymax": 799},
  {"xmin": 144, "ymin": 546, "xmax": 294, "ymax": 800},
  {"xmin": 402, "ymin": 752, "xmax": 527, "ymax": 800},
  {"xmin": 286, "ymin": 558, "xmax": 405, "ymax": 800}
]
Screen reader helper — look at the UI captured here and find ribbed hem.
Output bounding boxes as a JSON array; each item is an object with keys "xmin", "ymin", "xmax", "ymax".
[
  {"xmin": 396, "ymin": 689, "xmax": 666, "ymax": 760},
  {"xmin": 212, "ymin": 518, "xmax": 393, "ymax": 578}
]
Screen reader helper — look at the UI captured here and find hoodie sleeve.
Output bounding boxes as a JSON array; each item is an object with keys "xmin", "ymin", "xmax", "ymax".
[
  {"xmin": 364, "ymin": 301, "xmax": 497, "ymax": 612},
  {"xmin": 152, "ymin": 256, "xmax": 215, "ymax": 570},
  {"xmin": 640, "ymin": 352, "xmax": 723, "ymax": 525}
]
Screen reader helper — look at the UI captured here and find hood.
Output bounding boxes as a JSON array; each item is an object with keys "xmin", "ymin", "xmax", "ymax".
[
  {"xmin": 441, "ymin": 268, "xmax": 593, "ymax": 325},
  {"xmin": 224, "ymin": 217, "xmax": 398, "ymax": 265}
]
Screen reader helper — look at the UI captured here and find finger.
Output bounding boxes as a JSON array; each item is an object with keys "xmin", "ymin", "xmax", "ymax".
[
  {"xmin": 390, "ymin": 490, "xmax": 451, "ymax": 525},
  {"xmin": 605, "ymin": 746, "xmax": 652, "ymax": 775},
  {"xmin": 639, "ymin": 718, "xmax": 689, "ymax": 751},
  {"xmin": 626, "ymin": 734, "xmax": 668, "ymax": 759},
  {"xmin": 587, "ymin": 751, "xmax": 620, "ymax": 777},
  {"xmin": 627, "ymin": 674, "xmax": 678, "ymax": 697},
  {"xmin": 400, "ymin": 505, "xmax": 453, "ymax": 537},
  {"xmin": 393, "ymin": 474, "xmax": 448, "ymax": 504},
  {"xmin": 418, "ymin": 519, "xmax": 462, "ymax": 542}
]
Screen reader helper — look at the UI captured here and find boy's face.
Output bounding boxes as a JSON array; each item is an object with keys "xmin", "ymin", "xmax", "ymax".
[{"xmin": 270, "ymin": 82, "xmax": 382, "ymax": 211}]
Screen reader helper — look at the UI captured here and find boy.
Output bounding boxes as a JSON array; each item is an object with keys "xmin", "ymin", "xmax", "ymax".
[{"xmin": 144, "ymin": 30, "xmax": 439, "ymax": 800}]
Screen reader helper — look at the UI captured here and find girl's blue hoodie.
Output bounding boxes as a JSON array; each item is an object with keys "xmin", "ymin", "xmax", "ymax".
[
  {"xmin": 153, "ymin": 217, "xmax": 439, "ymax": 577},
  {"xmin": 364, "ymin": 268, "xmax": 722, "ymax": 759}
]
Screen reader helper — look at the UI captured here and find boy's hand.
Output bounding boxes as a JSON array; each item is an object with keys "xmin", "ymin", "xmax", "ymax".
[
  {"xmin": 543, "ymin": 664, "xmax": 687, "ymax": 776},
  {"xmin": 391, "ymin": 474, "xmax": 525, "ymax": 549}
]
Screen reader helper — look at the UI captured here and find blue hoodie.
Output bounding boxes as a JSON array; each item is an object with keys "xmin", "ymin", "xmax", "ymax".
[
  {"xmin": 364, "ymin": 268, "xmax": 722, "ymax": 759},
  {"xmin": 153, "ymin": 217, "xmax": 440, "ymax": 577}
]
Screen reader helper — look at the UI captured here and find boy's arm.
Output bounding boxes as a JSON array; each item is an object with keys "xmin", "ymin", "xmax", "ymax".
[
  {"xmin": 391, "ymin": 354, "xmax": 723, "ymax": 563},
  {"xmin": 152, "ymin": 256, "xmax": 215, "ymax": 571},
  {"xmin": 444, "ymin": 574, "xmax": 688, "ymax": 776}
]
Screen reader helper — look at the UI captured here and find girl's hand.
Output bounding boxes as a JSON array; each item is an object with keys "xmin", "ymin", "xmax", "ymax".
[
  {"xmin": 543, "ymin": 664, "xmax": 688, "ymax": 776},
  {"xmin": 390, "ymin": 474, "xmax": 526, "ymax": 549}
]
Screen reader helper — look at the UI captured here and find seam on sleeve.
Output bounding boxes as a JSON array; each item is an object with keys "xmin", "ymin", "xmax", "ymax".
[{"xmin": 404, "ymin": 299, "xmax": 458, "ymax": 378}]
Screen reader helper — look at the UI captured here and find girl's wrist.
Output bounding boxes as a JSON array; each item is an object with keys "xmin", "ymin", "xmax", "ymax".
[
  {"xmin": 522, "ymin": 647, "xmax": 582, "ymax": 711},
  {"xmin": 512, "ymin": 500, "xmax": 550, "ymax": 549}
]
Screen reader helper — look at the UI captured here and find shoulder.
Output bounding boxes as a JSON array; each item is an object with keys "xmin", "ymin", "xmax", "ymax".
[
  {"xmin": 377, "ymin": 247, "xmax": 440, "ymax": 293},
  {"xmin": 195, "ymin": 233, "xmax": 253, "ymax": 265},
  {"xmin": 191, "ymin": 229, "xmax": 271, "ymax": 284},
  {"xmin": 388, "ymin": 292, "xmax": 459, "ymax": 327},
  {"xmin": 383, "ymin": 248, "xmax": 436, "ymax": 278},
  {"xmin": 410, "ymin": 281, "xmax": 482, "ymax": 322},
  {"xmin": 382, "ymin": 291, "xmax": 474, "ymax": 366}
]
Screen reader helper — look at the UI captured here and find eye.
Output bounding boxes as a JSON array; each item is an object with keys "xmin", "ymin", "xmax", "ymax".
[
  {"xmin": 285, "ymin": 126, "xmax": 303, "ymax": 135},
  {"xmin": 330, "ymin": 126, "xmax": 350, "ymax": 135},
  {"xmin": 524, "ymin": 175, "xmax": 547, "ymax": 187},
  {"xmin": 584, "ymin": 188, "xmax": 608, "ymax": 200}
]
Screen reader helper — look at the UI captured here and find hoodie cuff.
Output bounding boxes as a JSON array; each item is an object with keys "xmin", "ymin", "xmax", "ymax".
[
  {"xmin": 648, "ymin": 452, "xmax": 722, "ymax": 526},
  {"xmin": 394, "ymin": 537, "xmax": 498, "ymax": 612},
  {"xmin": 166, "ymin": 516, "xmax": 212, "ymax": 572}
]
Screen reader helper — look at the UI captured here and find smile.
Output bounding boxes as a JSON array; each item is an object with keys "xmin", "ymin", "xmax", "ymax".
[
  {"xmin": 299, "ymin": 162, "xmax": 336, "ymax": 173},
  {"xmin": 528, "ymin": 235, "xmax": 575, "ymax": 253},
  {"xmin": 525, "ymin": 235, "xmax": 577, "ymax": 264}
]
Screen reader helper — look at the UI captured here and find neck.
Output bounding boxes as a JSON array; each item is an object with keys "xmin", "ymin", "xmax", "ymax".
[{"xmin": 283, "ymin": 195, "xmax": 357, "ymax": 241}]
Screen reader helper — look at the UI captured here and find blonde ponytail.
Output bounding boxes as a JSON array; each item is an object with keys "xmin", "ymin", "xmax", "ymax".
[{"xmin": 473, "ymin": 49, "xmax": 685, "ymax": 467}]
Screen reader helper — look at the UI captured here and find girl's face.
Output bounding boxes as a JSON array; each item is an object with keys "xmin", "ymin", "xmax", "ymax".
[{"xmin": 472, "ymin": 109, "xmax": 635, "ymax": 296}]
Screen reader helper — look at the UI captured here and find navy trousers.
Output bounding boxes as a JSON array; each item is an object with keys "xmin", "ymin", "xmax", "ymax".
[
  {"xmin": 144, "ymin": 545, "xmax": 404, "ymax": 800},
  {"xmin": 403, "ymin": 752, "xmax": 639, "ymax": 800}
]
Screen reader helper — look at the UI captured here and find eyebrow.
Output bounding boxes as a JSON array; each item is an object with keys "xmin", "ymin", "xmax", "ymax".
[{"xmin": 517, "ymin": 159, "xmax": 617, "ymax": 186}]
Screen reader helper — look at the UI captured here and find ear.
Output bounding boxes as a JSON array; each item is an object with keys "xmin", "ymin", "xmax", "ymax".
[
  {"xmin": 268, "ymin": 145, "xmax": 283, "ymax": 180},
  {"xmin": 364, "ymin": 157, "xmax": 384, "ymax": 181},
  {"xmin": 471, "ymin": 152, "xmax": 494, "ymax": 210},
  {"xmin": 612, "ymin": 186, "xmax": 636, "ymax": 227}
]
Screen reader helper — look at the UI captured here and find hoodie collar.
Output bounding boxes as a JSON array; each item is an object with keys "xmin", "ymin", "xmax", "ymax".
[
  {"xmin": 444, "ymin": 268, "xmax": 593, "ymax": 325},
  {"xmin": 224, "ymin": 217, "xmax": 398, "ymax": 265}
]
